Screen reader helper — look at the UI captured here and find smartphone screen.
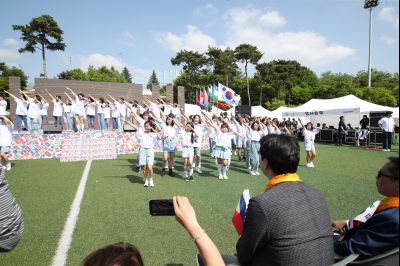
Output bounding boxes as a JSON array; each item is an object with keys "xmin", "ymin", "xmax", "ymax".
[{"xmin": 149, "ymin": 199, "xmax": 175, "ymax": 216}]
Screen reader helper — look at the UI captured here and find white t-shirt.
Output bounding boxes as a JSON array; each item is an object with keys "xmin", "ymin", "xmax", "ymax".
[
  {"xmin": 96, "ymin": 103, "xmax": 105, "ymax": 114},
  {"xmin": 74, "ymin": 96, "xmax": 85, "ymax": 115},
  {"xmin": 116, "ymin": 102, "xmax": 126, "ymax": 117},
  {"xmin": 86, "ymin": 102, "xmax": 96, "ymax": 116},
  {"xmin": 378, "ymin": 117, "xmax": 395, "ymax": 132},
  {"xmin": 40, "ymin": 102, "xmax": 49, "ymax": 116},
  {"xmin": 53, "ymin": 100, "xmax": 63, "ymax": 116},
  {"xmin": 171, "ymin": 107, "xmax": 180, "ymax": 118},
  {"xmin": 248, "ymin": 130, "xmax": 263, "ymax": 142},
  {"xmin": 214, "ymin": 131, "xmax": 236, "ymax": 148},
  {"xmin": 27, "ymin": 99, "xmax": 41, "ymax": 119},
  {"xmin": 302, "ymin": 128, "xmax": 320, "ymax": 143},
  {"xmin": 0, "ymin": 122, "xmax": 13, "ymax": 146},
  {"xmin": 193, "ymin": 124, "xmax": 206, "ymax": 147},
  {"xmin": 15, "ymin": 98, "xmax": 28, "ymax": 116},
  {"xmin": 181, "ymin": 130, "xmax": 194, "ymax": 147},
  {"xmin": 63, "ymin": 104, "xmax": 72, "ymax": 114},
  {"xmin": 162, "ymin": 122, "xmax": 179, "ymax": 140},
  {"xmin": 136, "ymin": 129, "xmax": 158, "ymax": 149},
  {"xmin": 104, "ymin": 106, "xmax": 111, "ymax": 119},
  {"xmin": 111, "ymin": 105, "xmax": 120, "ymax": 118},
  {"xmin": 0, "ymin": 100, "xmax": 7, "ymax": 115}
]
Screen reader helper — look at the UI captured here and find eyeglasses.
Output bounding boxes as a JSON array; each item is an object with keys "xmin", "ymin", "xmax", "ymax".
[{"xmin": 377, "ymin": 170, "xmax": 395, "ymax": 179}]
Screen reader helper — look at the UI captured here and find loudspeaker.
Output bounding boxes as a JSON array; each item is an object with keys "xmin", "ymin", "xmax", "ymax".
[
  {"xmin": 236, "ymin": 105, "xmax": 251, "ymax": 116},
  {"xmin": 320, "ymin": 129, "xmax": 336, "ymax": 142},
  {"xmin": 43, "ymin": 124, "xmax": 62, "ymax": 134},
  {"xmin": 369, "ymin": 130, "xmax": 385, "ymax": 145},
  {"xmin": 369, "ymin": 111, "xmax": 387, "ymax": 128},
  {"xmin": 123, "ymin": 123, "xmax": 136, "ymax": 132}
]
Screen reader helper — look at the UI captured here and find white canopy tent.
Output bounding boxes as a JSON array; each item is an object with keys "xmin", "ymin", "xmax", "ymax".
[
  {"xmin": 251, "ymin": 106, "xmax": 273, "ymax": 117},
  {"xmin": 280, "ymin": 95, "xmax": 398, "ymax": 127}
]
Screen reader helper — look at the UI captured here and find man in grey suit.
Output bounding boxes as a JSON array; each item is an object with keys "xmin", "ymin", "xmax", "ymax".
[{"xmin": 236, "ymin": 134, "xmax": 334, "ymax": 265}]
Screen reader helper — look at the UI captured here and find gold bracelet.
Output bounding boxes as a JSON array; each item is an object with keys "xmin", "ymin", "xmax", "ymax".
[{"xmin": 192, "ymin": 230, "xmax": 206, "ymax": 242}]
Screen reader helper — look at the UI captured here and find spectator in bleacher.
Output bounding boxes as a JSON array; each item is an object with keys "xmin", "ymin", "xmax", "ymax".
[
  {"xmin": 332, "ymin": 157, "xmax": 399, "ymax": 259},
  {"xmin": 0, "ymin": 167, "xmax": 24, "ymax": 252}
]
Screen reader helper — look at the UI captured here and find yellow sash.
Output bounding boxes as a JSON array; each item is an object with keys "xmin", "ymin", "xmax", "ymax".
[
  {"xmin": 266, "ymin": 173, "xmax": 301, "ymax": 191},
  {"xmin": 376, "ymin": 197, "xmax": 399, "ymax": 213}
]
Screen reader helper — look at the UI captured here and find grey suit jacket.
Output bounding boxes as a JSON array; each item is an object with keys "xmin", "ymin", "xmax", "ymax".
[{"xmin": 236, "ymin": 181, "xmax": 334, "ymax": 266}]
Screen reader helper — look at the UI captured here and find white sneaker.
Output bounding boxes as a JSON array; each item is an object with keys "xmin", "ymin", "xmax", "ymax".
[
  {"xmin": 144, "ymin": 179, "xmax": 149, "ymax": 187},
  {"xmin": 149, "ymin": 178, "xmax": 154, "ymax": 187},
  {"xmin": 248, "ymin": 169, "xmax": 253, "ymax": 174},
  {"xmin": 223, "ymin": 174, "xmax": 228, "ymax": 179},
  {"xmin": 255, "ymin": 171, "xmax": 261, "ymax": 175},
  {"xmin": 250, "ymin": 171, "xmax": 257, "ymax": 176},
  {"xmin": 5, "ymin": 163, "xmax": 11, "ymax": 171},
  {"xmin": 195, "ymin": 167, "xmax": 202, "ymax": 174},
  {"xmin": 306, "ymin": 163, "xmax": 314, "ymax": 168},
  {"xmin": 218, "ymin": 174, "xmax": 223, "ymax": 180}
]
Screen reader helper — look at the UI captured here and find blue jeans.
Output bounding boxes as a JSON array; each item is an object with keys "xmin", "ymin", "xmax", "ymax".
[
  {"xmin": 97, "ymin": 113, "xmax": 106, "ymax": 130},
  {"xmin": 16, "ymin": 115, "xmax": 28, "ymax": 132},
  {"xmin": 87, "ymin": 115, "xmax": 95, "ymax": 129},
  {"xmin": 112, "ymin": 118, "xmax": 119, "ymax": 130},
  {"xmin": 383, "ymin": 132, "xmax": 392, "ymax": 150},
  {"xmin": 41, "ymin": 115, "xmax": 48, "ymax": 124},
  {"xmin": 63, "ymin": 113, "xmax": 73, "ymax": 130},
  {"xmin": 336, "ymin": 131, "xmax": 345, "ymax": 145},
  {"xmin": 104, "ymin": 118, "xmax": 110, "ymax": 130},
  {"xmin": 249, "ymin": 142, "xmax": 260, "ymax": 172},
  {"xmin": 53, "ymin": 116, "xmax": 63, "ymax": 129}
]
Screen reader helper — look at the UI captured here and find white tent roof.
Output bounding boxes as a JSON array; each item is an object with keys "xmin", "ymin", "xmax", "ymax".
[
  {"xmin": 251, "ymin": 106, "xmax": 272, "ymax": 117},
  {"xmin": 287, "ymin": 94, "xmax": 397, "ymax": 114}
]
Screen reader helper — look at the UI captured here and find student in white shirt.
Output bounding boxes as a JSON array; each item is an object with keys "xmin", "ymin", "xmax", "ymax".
[
  {"xmin": 103, "ymin": 102, "xmax": 111, "ymax": 130},
  {"xmin": 85, "ymin": 97, "xmax": 96, "ymax": 130},
  {"xmin": 40, "ymin": 97, "xmax": 49, "ymax": 125},
  {"xmin": 5, "ymin": 91, "xmax": 28, "ymax": 132},
  {"xmin": 159, "ymin": 113, "xmax": 180, "ymax": 177},
  {"xmin": 22, "ymin": 92, "xmax": 42, "ymax": 133},
  {"xmin": 203, "ymin": 113, "xmax": 240, "ymax": 180},
  {"xmin": 45, "ymin": 90, "xmax": 64, "ymax": 129},
  {"xmin": 378, "ymin": 111, "xmax": 396, "ymax": 152},
  {"xmin": 66, "ymin": 87, "xmax": 86, "ymax": 132},
  {"xmin": 0, "ymin": 116, "xmax": 13, "ymax": 170},
  {"xmin": 245, "ymin": 120, "xmax": 266, "ymax": 175},
  {"xmin": 88, "ymin": 96, "xmax": 106, "ymax": 131},
  {"xmin": 63, "ymin": 99, "xmax": 73, "ymax": 131},
  {"xmin": 175, "ymin": 121, "xmax": 198, "ymax": 181},
  {"xmin": 0, "ymin": 96, "xmax": 7, "ymax": 116},
  {"xmin": 298, "ymin": 118, "xmax": 321, "ymax": 168},
  {"xmin": 135, "ymin": 120, "xmax": 161, "ymax": 187}
]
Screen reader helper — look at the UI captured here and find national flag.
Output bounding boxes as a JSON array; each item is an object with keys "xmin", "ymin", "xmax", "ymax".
[
  {"xmin": 217, "ymin": 82, "xmax": 241, "ymax": 107},
  {"xmin": 199, "ymin": 89, "xmax": 205, "ymax": 109},
  {"xmin": 232, "ymin": 189, "xmax": 251, "ymax": 235},
  {"xmin": 203, "ymin": 89, "xmax": 209, "ymax": 110},
  {"xmin": 208, "ymin": 83, "xmax": 233, "ymax": 111},
  {"xmin": 195, "ymin": 90, "xmax": 199, "ymax": 106}
]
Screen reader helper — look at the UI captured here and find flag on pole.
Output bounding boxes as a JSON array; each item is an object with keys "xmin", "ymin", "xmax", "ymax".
[
  {"xmin": 195, "ymin": 90, "xmax": 199, "ymax": 106},
  {"xmin": 207, "ymin": 82, "xmax": 241, "ymax": 111},
  {"xmin": 232, "ymin": 189, "xmax": 251, "ymax": 235}
]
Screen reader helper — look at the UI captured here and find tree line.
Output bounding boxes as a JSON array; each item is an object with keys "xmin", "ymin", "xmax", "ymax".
[{"xmin": 171, "ymin": 46, "xmax": 399, "ymax": 109}]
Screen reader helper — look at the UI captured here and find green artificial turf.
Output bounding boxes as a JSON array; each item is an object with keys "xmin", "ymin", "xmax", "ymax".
[{"xmin": 1, "ymin": 143, "xmax": 398, "ymax": 266}]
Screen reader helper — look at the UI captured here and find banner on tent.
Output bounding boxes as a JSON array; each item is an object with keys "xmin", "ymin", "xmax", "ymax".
[{"xmin": 282, "ymin": 108, "xmax": 360, "ymax": 117}]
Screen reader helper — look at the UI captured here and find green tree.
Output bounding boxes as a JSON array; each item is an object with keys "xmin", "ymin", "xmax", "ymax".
[
  {"xmin": 147, "ymin": 70, "xmax": 160, "ymax": 90},
  {"xmin": 0, "ymin": 62, "xmax": 28, "ymax": 100},
  {"xmin": 121, "ymin": 67, "xmax": 132, "ymax": 83},
  {"xmin": 171, "ymin": 50, "xmax": 209, "ymax": 91},
  {"xmin": 315, "ymin": 71, "xmax": 356, "ymax": 99},
  {"xmin": 265, "ymin": 98, "xmax": 286, "ymax": 111},
  {"xmin": 359, "ymin": 87, "xmax": 397, "ymax": 107},
  {"xmin": 207, "ymin": 46, "xmax": 239, "ymax": 85},
  {"xmin": 13, "ymin": 15, "xmax": 66, "ymax": 78},
  {"xmin": 234, "ymin": 44, "xmax": 263, "ymax": 105},
  {"xmin": 256, "ymin": 60, "xmax": 318, "ymax": 105}
]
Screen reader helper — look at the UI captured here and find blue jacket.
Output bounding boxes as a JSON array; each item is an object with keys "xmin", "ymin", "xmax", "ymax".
[{"xmin": 334, "ymin": 207, "xmax": 399, "ymax": 259}]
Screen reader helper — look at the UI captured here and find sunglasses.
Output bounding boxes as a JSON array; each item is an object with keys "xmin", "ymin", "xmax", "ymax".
[{"xmin": 377, "ymin": 170, "xmax": 394, "ymax": 179}]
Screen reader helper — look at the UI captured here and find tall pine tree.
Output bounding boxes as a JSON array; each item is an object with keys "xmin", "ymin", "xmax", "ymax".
[{"xmin": 147, "ymin": 70, "xmax": 159, "ymax": 89}]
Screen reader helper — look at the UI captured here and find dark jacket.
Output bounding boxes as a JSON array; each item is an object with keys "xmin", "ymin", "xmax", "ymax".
[
  {"xmin": 334, "ymin": 207, "xmax": 399, "ymax": 259},
  {"xmin": 236, "ymin": 182, "xmax": 334, "ymax": 266}
]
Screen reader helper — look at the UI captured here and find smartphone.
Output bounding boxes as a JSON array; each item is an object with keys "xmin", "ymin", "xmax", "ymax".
[{"xmin": 149, "ymin": 199, "xmax": 175, "ymax": 216}]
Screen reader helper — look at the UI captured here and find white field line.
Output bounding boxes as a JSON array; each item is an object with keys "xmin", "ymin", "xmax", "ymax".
[{"xmin": 50, "ymin": 160, "xmax": 92, "ymax": 266}]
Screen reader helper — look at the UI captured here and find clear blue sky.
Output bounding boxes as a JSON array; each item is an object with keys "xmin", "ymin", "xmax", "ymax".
[{"xmin": 0, "ymin": 0, "xmax": 398, "ymax": 86}]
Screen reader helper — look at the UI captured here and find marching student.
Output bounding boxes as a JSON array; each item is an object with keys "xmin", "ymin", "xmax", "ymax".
[
  {"xmin": 175, "ymin": 120, "xmax": 198, "ymax": 181},
  {"xmin": 244, "ymin": 119, "xmax": 266, "ymax": 175},
  {"xmin": 235, "ymin": 116, "xmax": 247, "ymax": 162},
  {"xmin": 0, "ymin": 116, "xmax": 13, "ymax": 170},
  {"xmin": 45, "ymin": 90, "xmax": 64, "ymax": 129},
  {"xmin": 129, "ymin": 119, "xmax": 161, "ymax": 187},
  {"xmin": 298, "ymin": 118, "xmax": 321, "ymax": 168},
  {"xmin": 5, "ymin": 91, "xmax": 28, "ymax": 132},
  {"xmin": 66, "ymin": 87, "xmax": 86, "ymax": 133},
  {"xmin": 203, "ymin": 112, "xmax": 240, "ymax": 180}
]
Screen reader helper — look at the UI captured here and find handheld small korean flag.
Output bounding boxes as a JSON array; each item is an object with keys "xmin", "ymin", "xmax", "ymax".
[{"xmin": 232, "ymin": 189, "xmax": 250, "ymax": 235}]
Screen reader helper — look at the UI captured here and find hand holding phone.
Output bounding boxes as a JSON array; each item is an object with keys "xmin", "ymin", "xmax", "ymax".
[{"xmin": 149, "ymin": 199, "xmax": 175, "ymax": 216}]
